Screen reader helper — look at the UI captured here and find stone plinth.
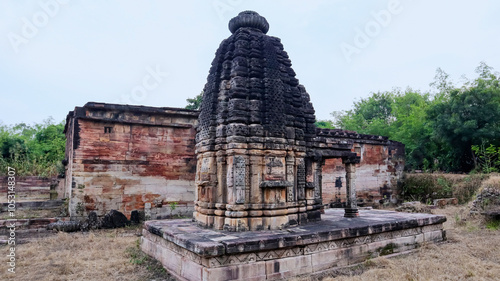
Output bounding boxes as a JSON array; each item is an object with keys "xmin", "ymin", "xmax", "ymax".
[{"xmin": 141, "ymin": 208, "xmax": 446, "ymax": 281}]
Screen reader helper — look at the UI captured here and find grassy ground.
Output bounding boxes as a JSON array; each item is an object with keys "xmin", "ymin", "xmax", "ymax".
[
  {"xmin": 311, "ymin": 206, "xmax": 500, "ymax": 281},
  {"xmin": 0, "ymin": 226, "xmax": 175, "ymax": 281},
  {"xmin": 1, "ymin": 205, "xmax": 499, "ymax": 281}
]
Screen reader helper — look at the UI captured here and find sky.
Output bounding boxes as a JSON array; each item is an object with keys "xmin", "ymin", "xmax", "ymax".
[{"xmin": 1, "ymin": 0, "xmax": 499, "ymax": 126}]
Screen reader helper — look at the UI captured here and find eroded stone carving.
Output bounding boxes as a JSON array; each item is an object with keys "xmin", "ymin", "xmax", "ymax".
[
  {"xmin": 233, "ymin": 156, "xmax": 246, "ymax": 204},
  {"xmin": 297, "ymin": 159, "xmax": 305, "ymax": 200}
]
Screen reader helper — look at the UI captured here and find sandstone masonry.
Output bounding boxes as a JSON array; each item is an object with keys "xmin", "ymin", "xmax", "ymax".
[{"xmin": 62, "ymin": 103, "xmax": 403, "ymax": 220}]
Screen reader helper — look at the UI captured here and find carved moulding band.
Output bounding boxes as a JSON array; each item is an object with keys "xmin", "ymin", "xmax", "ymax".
[{"xmin": 259, "ymin": 180, "xmax": 293, "ymax": 188}]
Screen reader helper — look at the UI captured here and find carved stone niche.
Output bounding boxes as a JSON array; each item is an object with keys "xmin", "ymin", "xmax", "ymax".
[
  {"xmin": 260, "ymin": 155, "xmax": 291, "ymax": 205},
  {"xmin": 296, "ymin": 158, "xmax": 306, "ymax": 200},
  {"xmin": 232, "ymin": 155, "xmax": 246, "ymax": 204},
  {"xmin": 197, "ymin": 156, "xmax": 214, "ymax": 203},
  {"xmin": 305, "ymin": 158, "xmax": 314, "ymax": 187},
  {"xmin": 263, "ymin": 156, "xmax": 284, "ymax": 179}
]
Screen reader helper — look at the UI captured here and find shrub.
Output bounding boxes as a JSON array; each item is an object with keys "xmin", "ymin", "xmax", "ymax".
[
  {"xmin": 400, "ymin": 173, "xmax": 487, "ymax": 204},
  {"xmin": 0, "ymin": 119, "xmax": 65, "ymax": 177}
]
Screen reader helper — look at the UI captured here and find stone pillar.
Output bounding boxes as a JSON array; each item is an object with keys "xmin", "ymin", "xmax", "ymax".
[
  {"xmin": 313, "ymin": 159, "xmax": 323, "ymax": 201},
  {"xmin": 344, "ymin": 160, "xmax": 359, "ymax": 218}
]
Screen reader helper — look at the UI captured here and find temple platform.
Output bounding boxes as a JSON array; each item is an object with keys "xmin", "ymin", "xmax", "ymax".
[{"xmin": 140, "ymin": 209, "xmax": 446, "ymax": 281}]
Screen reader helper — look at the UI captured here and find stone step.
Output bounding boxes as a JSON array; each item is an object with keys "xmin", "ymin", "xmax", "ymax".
[
  {"xmin": 0, "ymin": 227, "xmax": 56, "ymax": 244},
  {"xmin": 1, "ymin": 199, "xmax": 65, "ymax": 211},
  {"xmin": 0, "ymin": 217, "xmax": 69, "ymax": 234},
  {"xmin": 0, "ymin": 217, "xmax": 69, "ymax": 244}
]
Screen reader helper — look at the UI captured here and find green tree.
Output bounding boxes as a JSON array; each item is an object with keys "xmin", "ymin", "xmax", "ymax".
[
  {"xmin": 430, "ymin": 67, "xmax": 454, "ymax": 94},
  {"xmin": 331, "ymin": 62, "xmax": 500, "ymax": 173},
  {"xmin": 391, "ymin": 90, "xmax": 435, "ymax": 170},
  {"xmin": 185, "ymin": 91, "xmax": 203, "ymax": 110},
  {"xmin": 427, "ymin": 63, "xmax": 500, "ymax": 171},
  {"xmin": 0, "ymin": 118, "xmax": 66, "ymax": 177},
  {"xmin": 334, "ymin": 89, "xmax": 435, "ymax": 170},
  {"xmin": 472, "ymin": 143, "xmax": 500, "ymax": 173},
  {"xmin": 333, "ymin": 91, "xmax": 395, "ymax": 137},
  {"xmin": 315, "ymin": 120, "xmax": 335, "ymax": 129}
]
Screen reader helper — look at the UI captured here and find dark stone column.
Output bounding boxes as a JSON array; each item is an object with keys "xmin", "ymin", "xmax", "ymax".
[{"xmin": 343, "ymin": 158, "xmax": 360, "ymax": 218}]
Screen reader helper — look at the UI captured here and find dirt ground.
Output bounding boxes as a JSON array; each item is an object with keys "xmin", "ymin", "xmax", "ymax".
[{"xmin": 1, "ymin": 205, "xmax": 499, "ymax": 281}]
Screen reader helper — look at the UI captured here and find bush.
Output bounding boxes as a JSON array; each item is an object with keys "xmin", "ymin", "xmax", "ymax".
[
  {"xmin": 0, "ymin": 118, "xmax": 65, "ymax": 177},
  {"xmin": 401, "ymin": 173, "xmax": 487, "ymax": 204}
]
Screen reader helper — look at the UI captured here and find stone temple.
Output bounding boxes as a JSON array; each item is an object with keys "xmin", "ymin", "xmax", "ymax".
[
  {"xmin": 139, "ymin": 11, "xmax": 446, "ymax": 281},
  {"xmin": 194, "ymin": 11, "xmax": 360, "ymax": 232}
]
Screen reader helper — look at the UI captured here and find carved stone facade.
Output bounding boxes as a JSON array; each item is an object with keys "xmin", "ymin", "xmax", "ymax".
[{"xmin": 193, "ymin": 11, "xmax": 362, "ymax": 231}]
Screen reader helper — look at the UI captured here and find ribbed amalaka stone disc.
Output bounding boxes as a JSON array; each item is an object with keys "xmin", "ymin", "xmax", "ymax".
[{"xmin": 196, "ymin": 11, "xmax": 316, "ymax": 147}]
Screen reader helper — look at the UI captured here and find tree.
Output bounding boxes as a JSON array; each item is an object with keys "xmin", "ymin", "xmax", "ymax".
[
  {"xmin": 0, "ymin": 118, "xmax": 66, "ymax": 177},
  {"xmin": 185, "ymin": 91, "xmax": 203, "ymax": 110},
  {"xmin": 430, "ymin": 67, "xmax": 454, "ymax": 94},
  {"xmin": 333, "ymin": 91, "xmax": 395, "ymax": 137},
  {"xmin": 331, "ymin": 62, "xmax": 500, "ymax": 172},
  {"xmin": 334, "ymin": 89, "xmax": 435, "ymax": 170},
  {"xmin": 427, "ymin": 63, "xmax": 500, "ymax": 171},
  {"xmin": 315, "ymin": 120, "xmax": 335, "ymax": 129},
  {"xmin": 390, "ymin": 90, "xmax": 435, "ymax": 170}
]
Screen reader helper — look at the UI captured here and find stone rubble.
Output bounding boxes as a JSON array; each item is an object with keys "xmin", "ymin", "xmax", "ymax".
[
  {"xmin": 47, "ymin": 209, "xmax": 133, "ymax": 232},
  {"xmin": 470, "ymin": 187, "xmax": 500, "ymax": 219}
]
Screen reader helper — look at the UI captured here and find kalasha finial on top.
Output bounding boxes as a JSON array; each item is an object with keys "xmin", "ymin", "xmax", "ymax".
[{"xmin": 228, "ymin": 11, "xmax": 269, "ymax": 34}]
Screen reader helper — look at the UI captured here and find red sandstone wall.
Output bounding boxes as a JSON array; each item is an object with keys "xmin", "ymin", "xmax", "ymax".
[
  {"xmin": 322, "ymin": 142, "xmax": 404, "ymax": 207},
  {"xmin": 64, "ymin": 104, "xmax": 404, "ymax": 219},
  {"xmin": 67, "ymin": 112, "xmax": 197, "ymax": 219}
]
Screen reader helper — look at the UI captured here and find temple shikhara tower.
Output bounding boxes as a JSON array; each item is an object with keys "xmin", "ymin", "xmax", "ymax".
[{"xmin": 193, "ymin": 11, "xmax": 360, "ymax": 231}]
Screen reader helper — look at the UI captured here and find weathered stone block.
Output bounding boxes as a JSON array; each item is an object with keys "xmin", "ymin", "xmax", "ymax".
[
  {"xmin": 310, "ymin": 248, "xmax": 341, "ymax": 271},
  {"xmin": 424, "ymin": 230, "xmax": 445, "ymax": 242},
  {"xmin": 265, "ymin": 255, "xmax": 312, "ymax": 279},
  {"xmin": 203, "ymin": 261, "xmax": 267, "ymax": 281}
]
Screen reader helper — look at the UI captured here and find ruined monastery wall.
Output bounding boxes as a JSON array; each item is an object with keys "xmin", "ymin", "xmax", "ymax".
[
  {"xmin": 64, "ymin": 103, "xmax": 198, "ymax": 219},
  {"xmin": 322, "ymin": 140, "xmax": 404, "ymax": 207}
]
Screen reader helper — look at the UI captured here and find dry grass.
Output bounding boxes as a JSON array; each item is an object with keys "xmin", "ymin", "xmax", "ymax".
[
  {"xmin": 318, "ymin": 206, "xmax": 500, "ymax": 281},
  {"xmin": 1, "ymin": 205, "xmax": 499, "ymax": 281},
  {"xmin": 0, "ymin": 227, "xmax": 175, "ymax": 281},
  {"xmin": 401, "ymin": 173, "xmax": 487, "ymax": 204},
  {"xmin": 481, "ymin": 175, "xmax": 500, "ymax": 191}
]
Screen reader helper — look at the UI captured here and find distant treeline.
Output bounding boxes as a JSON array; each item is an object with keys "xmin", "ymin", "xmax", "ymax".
[
  {"xmin": 317, "ymin": 62, "xmax": 500, "ymax": 173},
  {"xmin": 0, "ymin": 118, "xmax": 65, "ymax": 177}
]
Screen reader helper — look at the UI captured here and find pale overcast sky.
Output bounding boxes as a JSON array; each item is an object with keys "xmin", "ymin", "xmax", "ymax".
[{"xmin": 1, "ymin": 0, "xmax": 499, "ymax": 126}]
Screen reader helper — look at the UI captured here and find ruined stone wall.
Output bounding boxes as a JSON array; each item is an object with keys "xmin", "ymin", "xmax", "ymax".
[
  {"xmin": 64, "ymin": 103, "xmax": 198, "ymax": 220},
  {"xmin": 0, "ymin": 176, "xmax": 60, "ymax": 202},
  {"xmin": 63, "ymin": 104, "xmax": 404, "ymax": 219},
  {"xmin": 322, "ymin": 140, "xmax": 405, "ymax": 207}
]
